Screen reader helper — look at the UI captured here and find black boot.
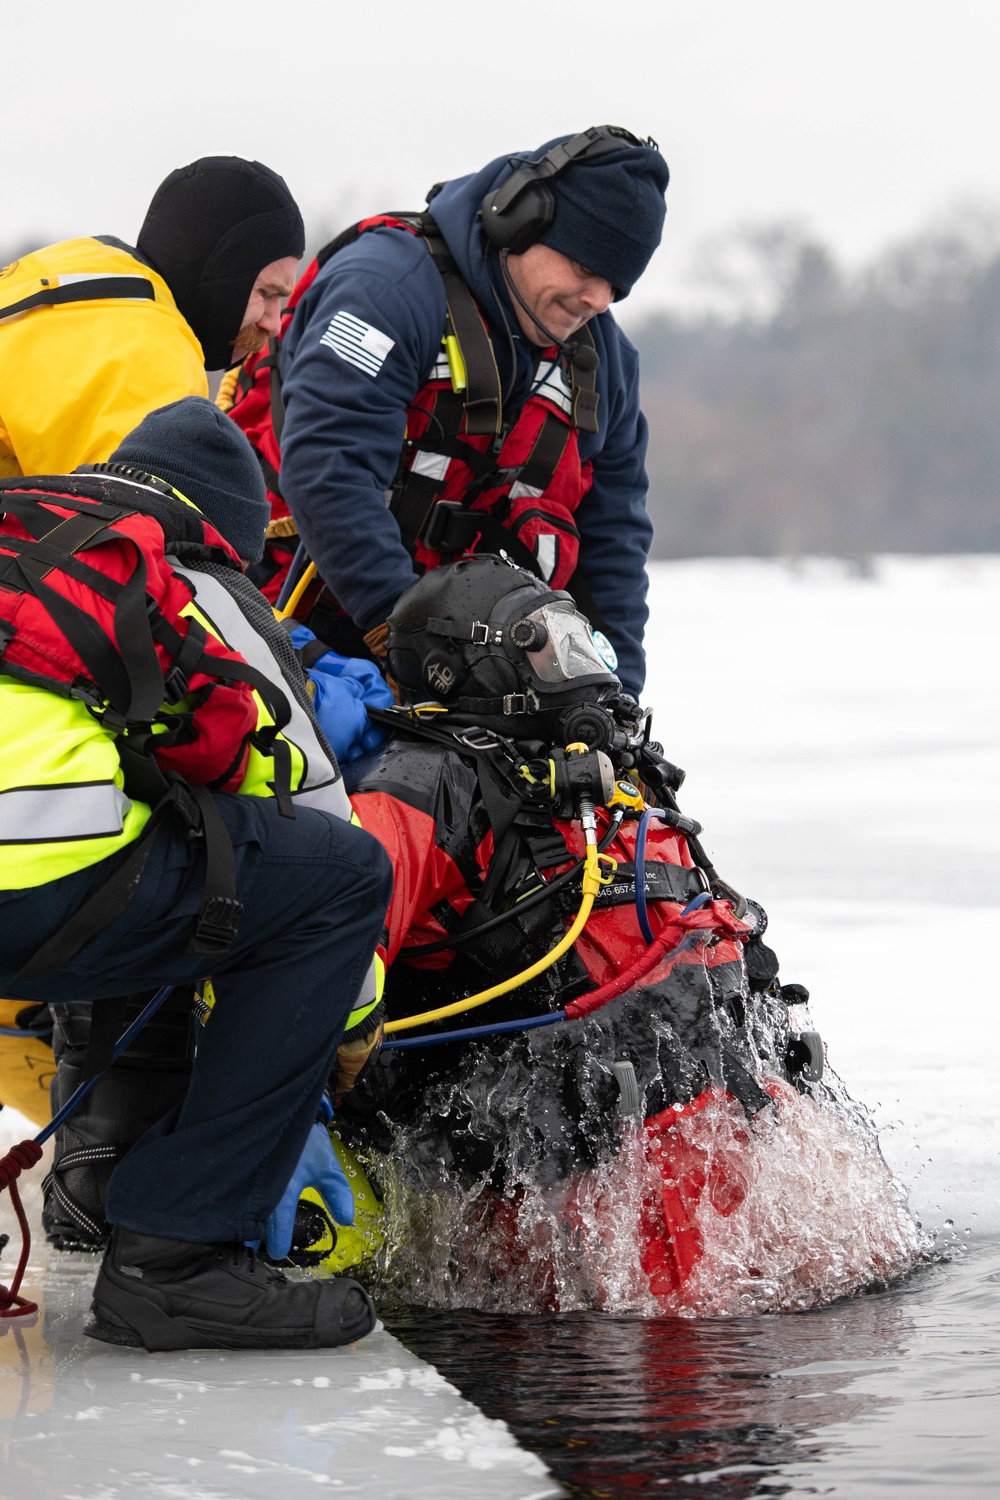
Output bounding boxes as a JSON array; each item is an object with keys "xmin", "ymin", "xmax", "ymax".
[
  {"xmin": 87, "ymin": 1229, "xmax": 376, "ymax": 1351},
  {"xmin": 44, "ymin": 992, "xmax": 195, "ymax": 1251}
]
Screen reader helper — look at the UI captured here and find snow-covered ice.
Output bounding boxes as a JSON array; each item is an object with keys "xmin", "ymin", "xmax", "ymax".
[{"xmin": 644, "ymin": 554, "xmax": 1000, "ymax": 1242}]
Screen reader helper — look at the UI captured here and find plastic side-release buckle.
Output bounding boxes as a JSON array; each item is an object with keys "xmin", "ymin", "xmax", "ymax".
[
  {"xmin": 192, "ymin": 895, "xmax": 244, "ymax": 955},
  {"xmin": 420, "ymin": 500, "xmax": 466, "ymax": 553},
  {"xmin": 163, "ymin": 664, "xmax": 190, "ymax": 703}
]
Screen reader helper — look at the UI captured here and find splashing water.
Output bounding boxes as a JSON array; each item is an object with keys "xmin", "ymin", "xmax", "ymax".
[{"xmin": 364, "ymin": 1046, "xmax": 925, "ymax": 1319}]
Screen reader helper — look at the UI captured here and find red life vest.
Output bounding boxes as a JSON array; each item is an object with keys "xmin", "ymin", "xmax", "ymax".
[
  {"xmin": 226, "ymin": 214, "xmax": 600, "ymax": 609},
  {"xmin": 0, "ymin": 469, "xmax": 292, "ymax": 798}
]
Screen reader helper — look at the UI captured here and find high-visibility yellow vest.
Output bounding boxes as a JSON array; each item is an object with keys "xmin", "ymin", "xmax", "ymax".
[{"xmin": 0, "ymin": 237, "xmax": 208, "ymax": 478}]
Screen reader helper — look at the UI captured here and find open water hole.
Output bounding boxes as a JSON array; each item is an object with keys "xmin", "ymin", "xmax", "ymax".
[{"xmin": 387, "ymin": 1243, "xmax": 1000, "ymax": 1496}]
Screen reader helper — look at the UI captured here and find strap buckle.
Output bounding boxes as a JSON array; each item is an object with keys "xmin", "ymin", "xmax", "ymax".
[
  {"xmin": 470, "ymin": 621, "xmax": 492, "ymax": 645},
  {"xmin": 192, "ymin": 895, "xmax": 244, "ymax": 954},
  {"xmin": 163, "ymin": 664, "xmax": 190, "ymax": 703},
  {"xmin": 458, "ymin": 725, "xmax": 503, "ymax": 752},
  {"xmin": 502, "ymin": 693, "xmax": 529, "ymax": 715},
  {"xmin": 420, "ymin": 500, "xmax": 467, "ymax": 553}
]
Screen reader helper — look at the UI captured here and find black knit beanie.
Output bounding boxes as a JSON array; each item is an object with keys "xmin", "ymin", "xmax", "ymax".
[
  {"xmin": 111, "ymin": 397, "xmax": 270, "ymax": 562},
  {"xmin": 539, "ymin": 144, "xmax": 669, "ymax": 298},
  {"xmin": 137, "ymin": 157, "xmax": 305, "ymax": 370}
]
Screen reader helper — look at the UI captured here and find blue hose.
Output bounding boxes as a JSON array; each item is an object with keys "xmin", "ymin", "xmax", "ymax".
[
  {"xmin": 634, "ymin": 807, "xmax": 659, "ymax": 943},
  {"xmin": 0, "ymin": 1025, "xmax": 52, "ymax": 1040},
  {"xmin": 635, "ymin": 812, "xmax": 716, "ymax": 944},
  {"xmin": 34, "ymin": 984, "xmax": 175, "ymax": 1146},
  {"xmin": 275, "ymin": 541, "xmax": 308, "ymax": 612},
  {"xmin": 381, "ymin": 1009, "xmax": 566, "ymax": 1052}
]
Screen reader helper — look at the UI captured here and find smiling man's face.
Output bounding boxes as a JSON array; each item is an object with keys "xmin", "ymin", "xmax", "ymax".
[{"xmin": 503, "ymin": 244, "xmax": 614, "ymax": 346}]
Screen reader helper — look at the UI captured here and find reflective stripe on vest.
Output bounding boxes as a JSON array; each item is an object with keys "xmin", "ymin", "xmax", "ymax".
[
  {"xmin": 0, "ymin": 780, "xmax": 131, "ymax": 844},
  {"xmin": 168, "ymin": 562, "xmax": 353, "ymax": 823}
]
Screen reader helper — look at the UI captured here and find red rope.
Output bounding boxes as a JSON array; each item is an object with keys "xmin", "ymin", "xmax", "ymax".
[
  {"xmin": 0, "ymin": 1139, "xmax": 43, "ymax": 1319},
  {"xmin": 564, "ymin": 899, "xmax": 750, "ymax": 1021}
]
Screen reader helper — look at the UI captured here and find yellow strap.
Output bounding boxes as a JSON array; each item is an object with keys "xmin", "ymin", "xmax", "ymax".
[
  {"xmin": 383, "ymin": 844, "xmax": 610, "ymax": 1034},
  {"xmin": 275, "ymin": 562, "xmax": 317, "ymax": 620}
]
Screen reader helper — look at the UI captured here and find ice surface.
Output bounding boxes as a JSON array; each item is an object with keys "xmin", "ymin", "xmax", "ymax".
[
  {"xmin": 644, "ymin": 554, "xmax": 1000, "ymax": 1241},
  {"xmin": 0, "ymin": 1147, "xmax": 561, "ymax": 1497}
]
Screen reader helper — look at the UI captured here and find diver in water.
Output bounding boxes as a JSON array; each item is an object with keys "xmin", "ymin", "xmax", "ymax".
[
  {"xmin": 43, "ymin": 555, "xmax": 823, "ymax": 1296},
  {"xmin": 333, "ymin": 557, "xmax": 824, "ymax": 1294}
]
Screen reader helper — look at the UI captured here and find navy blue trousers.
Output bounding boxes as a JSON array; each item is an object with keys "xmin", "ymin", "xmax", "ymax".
[{"xmin": 0, "ymin": 795, "xmax": 392, "ymax": 1243}]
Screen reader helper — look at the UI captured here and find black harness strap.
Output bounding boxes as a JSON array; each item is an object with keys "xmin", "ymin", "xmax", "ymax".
[
  {"xmin": 257, "ymin": 337, "xmax": 288, "ymax": 443},
  {"xmin": 255, "ymin": 447, "xmax": 283, "ymax": 499},
  {"xmin": 421, "ymin": 227, "xmax": 502, "ymax": 437},
  {"xmin": 12, "ymin": 565, "xmax": 136, "ymax": 718},
  {"xmin": 0, "ymin": 276, "xmax": 156, "ymax": 323},
  {"xmin": 509, "ymin": 413, "xmax": 573, "ymax": 497}
]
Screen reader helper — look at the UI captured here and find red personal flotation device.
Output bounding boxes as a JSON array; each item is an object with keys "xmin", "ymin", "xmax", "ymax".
[
  {"xmin": 225, "ymin": 213, "xmax": 601, "ymax": 610},
  {"xmin": 0, "ymin": 468, "xmax": 297, "ymax": 971},
  {"xmin": 0, "ymin": 469, "xmax": 295, "ymax": 792}
]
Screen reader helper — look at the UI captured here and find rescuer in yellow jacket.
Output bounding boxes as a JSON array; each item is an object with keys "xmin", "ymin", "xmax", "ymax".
[
  {"xmin": 0, "ymin": 157, "xmax": 304, "ymax": 478},
  {"xmin": 0, "ymin": 399, "xmax": 391, "ymax": 1350}
]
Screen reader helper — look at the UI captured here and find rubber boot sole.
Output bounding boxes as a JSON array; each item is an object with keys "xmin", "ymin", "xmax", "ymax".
[{"xmin": 86, "ymin": 1279, "xmax": 376, "ymax": 1352}]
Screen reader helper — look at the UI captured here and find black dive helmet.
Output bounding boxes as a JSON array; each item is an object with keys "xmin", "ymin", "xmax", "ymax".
[{"xmin": 386, "ymin": 556, "xmax": 623, "ymax": 738}]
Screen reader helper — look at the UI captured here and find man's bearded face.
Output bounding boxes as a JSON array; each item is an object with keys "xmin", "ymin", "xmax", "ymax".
[{"xmin": 231, "ymin": 321, "xmax": 269, "ymax": 357}]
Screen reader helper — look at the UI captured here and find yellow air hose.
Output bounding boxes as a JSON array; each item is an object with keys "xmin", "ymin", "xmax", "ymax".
[
  {"xmin": 276, "ymin": 562, "xmax": 317, "ymax": 621},
  {"xmin": 384, "ymin": 810, "xmax": 612, "ymax": 1034}
]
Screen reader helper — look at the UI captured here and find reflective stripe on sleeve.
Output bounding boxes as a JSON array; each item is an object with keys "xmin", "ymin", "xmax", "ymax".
[{"xmin": 0, "ymin": 781, "xmax": 131, "ymax": 844}]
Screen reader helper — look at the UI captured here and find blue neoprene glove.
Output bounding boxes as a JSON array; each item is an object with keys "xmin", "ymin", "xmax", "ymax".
[
  {"xmin": 264, "ymin": 1099, "xmax": 355, "ymax": 1261},
  {"xmin": 289, "ymin": 625, "xmax": 394, "ymax": 764}
]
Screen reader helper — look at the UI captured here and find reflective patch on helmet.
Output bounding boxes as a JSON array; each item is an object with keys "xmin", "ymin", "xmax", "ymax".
[
  {"xmin": 320, "ymin": 311, "xmax": 395, "ymax": 377},
  {"xmin": 592, "ymin": 630, "xmax": 619, "ymax": 670}
]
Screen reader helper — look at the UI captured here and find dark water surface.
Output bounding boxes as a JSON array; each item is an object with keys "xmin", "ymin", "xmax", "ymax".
[{"xmin": 387, "ymin": 1242, "xmax": 1000, "ymax": 1498}]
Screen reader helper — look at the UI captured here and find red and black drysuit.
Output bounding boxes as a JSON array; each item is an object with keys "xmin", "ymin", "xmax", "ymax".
[{"xmin": 342, "ymin": 733, "xmax": 794, "ymax": 1294}]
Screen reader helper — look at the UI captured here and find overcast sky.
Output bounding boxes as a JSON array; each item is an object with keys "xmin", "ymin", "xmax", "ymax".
[{"xmin": 3, "ymin": 0, "xmax": 999, "ymax": 321}]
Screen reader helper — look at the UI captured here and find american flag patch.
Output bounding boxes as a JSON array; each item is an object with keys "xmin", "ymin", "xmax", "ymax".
[{"xmin": 319, "ymin": 311, "xmax": 395, "ymax": 377}]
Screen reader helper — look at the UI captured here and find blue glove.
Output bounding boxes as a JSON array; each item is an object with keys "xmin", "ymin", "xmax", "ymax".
[
  {"xmin": 263, "ymin": 1100, "xmax": 355, "ymax": 1261},
  {"xmin": 290, "ymin": 626, "xmax": 394, "ymax": 764}
]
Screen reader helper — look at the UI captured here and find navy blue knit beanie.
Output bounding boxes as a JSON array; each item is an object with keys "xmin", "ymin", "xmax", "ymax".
[
  {"xmin": 111, "ymin": 397, "xmax": 270, "ymax": 562},
  {"xmin": 540, "ymin": 144, "xmax": 670, "ymax": 298}
]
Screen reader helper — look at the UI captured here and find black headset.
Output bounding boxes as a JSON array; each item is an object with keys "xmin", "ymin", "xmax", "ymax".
[{"xmin": 479, "ymin": 125, "xmax": 657, "ymax": 254}]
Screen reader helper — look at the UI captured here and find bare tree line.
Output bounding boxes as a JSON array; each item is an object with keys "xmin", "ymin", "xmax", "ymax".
[
  {"xmin": 6, "ymin": 210, "xmax": 999, "ymax": 558},
  {"xmin": 632, "ymin": 212, "xmax": 1000, "ymax": 557}
]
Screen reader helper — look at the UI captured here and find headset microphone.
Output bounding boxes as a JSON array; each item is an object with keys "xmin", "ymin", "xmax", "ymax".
[{"xmin": 500, "ymin": 249, "xmax": 601, "ymax": 374}]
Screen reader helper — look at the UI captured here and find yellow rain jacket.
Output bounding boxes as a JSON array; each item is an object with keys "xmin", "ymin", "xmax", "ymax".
[{"xmin": 0, "ymin": 237, "xmax": 207, "ymax": 478}]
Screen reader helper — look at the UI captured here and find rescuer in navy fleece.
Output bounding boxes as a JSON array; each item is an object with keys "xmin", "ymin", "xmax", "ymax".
[{"xmin": 278, "ymin": 134, "xmax": 668, "ymax": 697}]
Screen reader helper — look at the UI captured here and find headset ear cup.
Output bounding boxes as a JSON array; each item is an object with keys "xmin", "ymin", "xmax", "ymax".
[{"xmin": 480, "ymin": 182, "xmax": 556, "ymax": 253}]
